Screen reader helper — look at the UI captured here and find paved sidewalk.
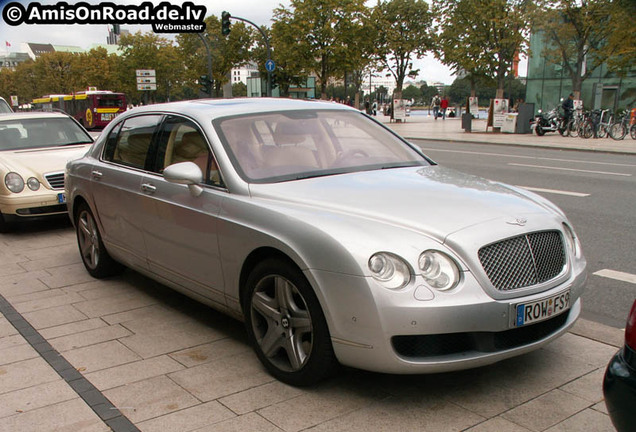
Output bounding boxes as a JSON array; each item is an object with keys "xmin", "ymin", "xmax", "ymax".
[
  {"xmin": 0, "ymin": 120, "xmax": 631, "ymax": 431},
  {"xmin": 382, "ymin": 111, "xmax": 636, "ymax": 155}
]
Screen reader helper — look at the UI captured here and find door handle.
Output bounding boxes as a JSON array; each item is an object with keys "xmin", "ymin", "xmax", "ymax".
[
  {"xmin": 91, "ymin": 170, "xmax": 103, "ymax": 179},
  {"xmin": 141, "ymin": 183, "xmax": 156, "ymax": 194}
]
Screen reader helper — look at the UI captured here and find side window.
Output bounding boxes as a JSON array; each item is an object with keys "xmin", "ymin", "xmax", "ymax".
[
  {"xmin": 104, "ymin": 115, "xmax": 162, "ymax": 169},
  {"xmin": 158, "ymin": 116, "xmax": 223, "ymax": 187}
]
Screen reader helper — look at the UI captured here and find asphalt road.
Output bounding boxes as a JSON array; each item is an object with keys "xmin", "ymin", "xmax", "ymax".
[{"xmin": 413, "ymin": 138, "xmax": 636, "ymax": 329}]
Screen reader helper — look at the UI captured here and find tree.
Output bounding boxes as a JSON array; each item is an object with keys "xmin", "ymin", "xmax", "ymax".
[
  {"xmin": 534, "ymin": 0, "xmax": 632, "ymax": 99},
  {"xmin": 401, "ymin": 84, "xmax": 421, "ymax": 102},
  {"xmin": 273, "ymin": 0, "xmax": 369, "ymax": 99},
  {"xmin": 177, "ymin": 15, "xmax": 253, "ymax": 97},
  {"xmin": 433, "ymin": 0, "xmax": 533, "ymax": 98},
  {"xmin": 372, "ymin": 0, "xmax": 433, "ymax": 97},
  {"xmin": 232, "ymin": 81, "xmax": 247, "ymax": 97},
  {"xmin": 117, "ymin": 32, "xmax": 184, "ymax": 104}
]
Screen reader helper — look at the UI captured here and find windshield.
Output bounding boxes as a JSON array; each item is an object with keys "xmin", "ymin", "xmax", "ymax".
[
  {"xmin": 97, "ymin": 95, "xmax": 125, "ymax": 108},
  {"xmin": 0, "ymin": 98, "xmax": 13, "ymax": 113},
  {"xmin": 215, "ymin": 110, "xmax": 430, "ymax": 183},
  {"xmin": 0, "ymin": 117, "xmax": 93, "ymax": 151}
]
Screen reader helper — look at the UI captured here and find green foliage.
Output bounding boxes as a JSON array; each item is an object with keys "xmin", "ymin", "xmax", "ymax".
[
  {"xmin": 535, "ymin": 0, "xmax": 635, "ymax": 95},
  {"xmin": 372, "ymin": 0, "xmax": 433, "ymax": 95},
  {"xmin": 272, "ymin": 0, "xmax": 370, "ymax": 99},
  {"xmin": 433, "ymin": 0, "xmax": 533, "ymax": 95},
  {"xmin": 448, "ymin": 76, "xmax": 526, "ymax": 105},
  {"xmin": 232, "ymin": 82, "xmax": 247, "ymax": 97}
]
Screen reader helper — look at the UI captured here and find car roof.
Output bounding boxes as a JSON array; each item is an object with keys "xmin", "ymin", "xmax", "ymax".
[
  {"xmin": 0, "ymin": 111, "xmax": 72, "ymax": 121},
  {"xmin": 125, "ymin": 98, "xmax": 358, "ymax": 120}
]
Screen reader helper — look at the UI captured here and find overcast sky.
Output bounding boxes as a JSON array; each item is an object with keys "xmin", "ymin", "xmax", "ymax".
[{"xmin": 0, "ymin": 0, "xmax": 527, "ymax": 86}]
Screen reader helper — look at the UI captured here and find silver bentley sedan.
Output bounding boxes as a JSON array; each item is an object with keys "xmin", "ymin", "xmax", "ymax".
[{"xmin": 65, "ymin": 98, "xmax": 586, "ymax": 386}]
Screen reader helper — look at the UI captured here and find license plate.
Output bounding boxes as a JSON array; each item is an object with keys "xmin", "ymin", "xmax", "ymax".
[
  {"xmin": 515, "ymin": 290, "xmax": 570, "ymax": 327},
  {"xmin": 57, "ymin": 193, "xmax": 66, "ymax": 204}
]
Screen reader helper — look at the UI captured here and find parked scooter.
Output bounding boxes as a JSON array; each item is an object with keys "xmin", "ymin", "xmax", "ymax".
[{"xmin": 532, "ymin": 105, "xmax": 567, "ymax": 136}]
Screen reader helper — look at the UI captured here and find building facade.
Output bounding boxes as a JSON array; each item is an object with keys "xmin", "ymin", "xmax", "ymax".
[{"xmin": 525, "ymin": 32, "xmax": 635, "ymax": 113}]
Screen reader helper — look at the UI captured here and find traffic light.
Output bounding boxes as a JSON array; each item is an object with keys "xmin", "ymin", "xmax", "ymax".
[
  {"xmin": 112, "ymin": 24, "xmax": 120, "ymax": 35},
  {"xmin": 198, "ymin": 75, "xmax": 212, "ymax": 95},
  {"xmin": 221, "ymin": 11, "xmax": 231, "ymax": 36}
]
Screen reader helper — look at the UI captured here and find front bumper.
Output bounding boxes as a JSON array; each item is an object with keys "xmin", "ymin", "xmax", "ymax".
[
  {"xmin": 0, "ymin": 191, "xmax": 67, "ymax": 218},
  {"xmin": 308, "ymin": 266, "xmax": 586, "ymax": 374}
]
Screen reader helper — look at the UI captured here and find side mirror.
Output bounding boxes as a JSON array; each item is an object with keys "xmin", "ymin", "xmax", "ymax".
[{"xmin": 163, "ymin": 161, "xmax": 203, "ymax": 197}]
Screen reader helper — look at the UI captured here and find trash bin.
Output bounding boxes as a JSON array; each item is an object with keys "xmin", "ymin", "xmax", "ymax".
[{"xmin": 462, "ymin": 112, "xmax": 472, "ymax": 132}]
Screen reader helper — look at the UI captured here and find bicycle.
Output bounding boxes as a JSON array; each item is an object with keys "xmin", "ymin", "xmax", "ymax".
[
  {"xmin": 609, "ymin": 109, "xmax": 630, "ymax": 140},
  {"xmin": 631, "ymin": 124, "xmax": 636, "ymax": 140},
  {"xmin": 596, "ymin": 109, "xmax": 612, "ymax": 138},
  {"xmin": 566, "ymin": 107, "xmax": 584, "ymax": 137}
]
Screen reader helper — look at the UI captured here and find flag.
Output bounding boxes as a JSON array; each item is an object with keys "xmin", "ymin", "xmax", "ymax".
[{"xmin": 5, "ymin": 41, "xmax": 10, "ymax": 47}]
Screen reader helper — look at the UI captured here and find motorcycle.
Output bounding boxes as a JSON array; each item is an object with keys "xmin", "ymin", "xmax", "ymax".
[{"xmin": 532, "ymin": 105, "xmax": 567, "ymax": 136}]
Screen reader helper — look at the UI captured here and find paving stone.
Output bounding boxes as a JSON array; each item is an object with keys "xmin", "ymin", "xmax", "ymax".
[
  {"xmin": 542, "ymin": 333, "xmax": 619, "ymax": 369},
  {"xmin": 103, "ymin": 376, "xmax": 200, "ymax": 423},
  {"xmin": 464, "ymin": 417, "xmax": 532, "ymax": 432},
  {"xmin": 169, "ymin": 337, "xmax": 251, "ymax": 368},
  {"xmin": 219, "ymin": 380, "xmax": 305, "ymax": 415},
  {"xmin": 544, "ymin": 407, "xmax": 615, "ymax": 432},
  {"xmin": 560, "ymin": 368, "xmax": 606, "ymax": 403},
  {"xmin": 0, "ymin": 317, "xmax": 17, "ymax": 338},
  {"xmin": 501, "ymin": 389, "xmax": 591, "ymax": 431},
  {"xmin": 0, "ymin": 357, "xmax": 61, "ymax": 395},
  {"xmin": 169, "ymin": 354, "xmax": 273, "ymax": 402},
  {"xmin": 22, "ymin": 304, "xmax": 88, "ymax": 330},
  {"xmin": 136, "ymin": 401, "xmax": 235, "ymax": 432},
  {"xmin": 39, "ymin": 263, "xmax": 96, "ymax": 289},
  {"xmin": 13, "ymin": 291, "xmax": 85, "ymax": 314},
  {"xmin": 62, "ymin": 340, "xmax": 141, "ymax": 373},
  {"xmin": 194, "ymin": 412, "xmax": 284, "ymax": 432},
  {"xmin": 119, "ymin": 318, "xmax": 228, "ymax": 359},
  {"xmin": 85, "ymin": 355, "xmax": 185, "ymax": 391},
  {"xmin": 0, "ymin": 397, "xmax": 108, "ymax": 432},
  {"xmin": 0, "ymin": 342, "xmax": 39, "ymax": 365},
  {"xmin": 39, "ymin": 317, "xmax": 108, "ymax": 340},
  {"xmin": 73, "ymin": 291, "xmax": 158, "ymax": 319},
  {"xmin": 287, "ymin": 389, "xmax": 483, "ymax": 432},
  {"xmin": 0, "ymin": 379, "xmax": 77, "ymax": 418},
  {"xmin": 49, "ymin": 324, "xmax": 132, "ymax": 352}
]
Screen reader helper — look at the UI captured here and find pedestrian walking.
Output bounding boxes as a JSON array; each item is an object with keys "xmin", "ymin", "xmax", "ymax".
[
  {"xmin": 431, "ymin": 95, "xmax": 441, "ymax": 120},
  {"xmin": 372, "ymin": 100, "xmax": 377, "ymax": 116},
  {"xmin": 440, "ymin": 96, "xmax": 449, "ymax": 120}
]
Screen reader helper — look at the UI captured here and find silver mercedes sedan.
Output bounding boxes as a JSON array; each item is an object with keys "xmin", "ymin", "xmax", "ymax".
[{"xmin": 66, "ymin": 98, "xmax": 586, "ymax": 386}]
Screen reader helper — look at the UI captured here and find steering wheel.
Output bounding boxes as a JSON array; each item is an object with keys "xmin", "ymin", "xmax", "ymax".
[{"xmin": 336, "ymin": 149, "xmax": 369, "ymax": 161}]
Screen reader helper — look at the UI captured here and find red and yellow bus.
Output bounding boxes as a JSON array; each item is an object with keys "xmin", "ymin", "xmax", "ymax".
[{"xmin": 32, "ymin": 90, "xmax": 126, "ymax": 129}]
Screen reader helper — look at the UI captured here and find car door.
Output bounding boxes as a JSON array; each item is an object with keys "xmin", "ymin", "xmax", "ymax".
[
  {"xmin": 140, "ymin": 115, "xmax": 226, "ymax": 306},
  {"xmin": 91, "ymin": 114, "xmax": 164, "ymax": 270}
]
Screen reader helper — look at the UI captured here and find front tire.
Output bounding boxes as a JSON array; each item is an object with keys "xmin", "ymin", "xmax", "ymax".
[
  {"xmin": 75, "ymin": 203, "xmax": 123, "ymax": 278},
  {"xmin": 0, "ymin": 212, "xmax": 11, "ymax": 233},
  {"xmin": 243, "ymin": 258, "xmax": 338, "ymax": 386}
]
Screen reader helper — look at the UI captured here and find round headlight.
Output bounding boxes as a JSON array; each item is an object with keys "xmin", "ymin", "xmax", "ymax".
[
  {"xmin": 27, "ymin": 177, "xmax": 40, "ymax": 191},
  {"xmin": 368, "ymin": 253, "xmax": 411, "ymax": 290},
  {"xmin": 5, "ymin": 172, "xmax": 25, "ymax": 193},
  {"xmin": 418, "ymin": 250, "xmax": 460, "ymax": 291}
]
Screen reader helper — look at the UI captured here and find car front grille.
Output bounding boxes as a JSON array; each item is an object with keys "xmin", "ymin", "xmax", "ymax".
[
  {"xmin": 45, "ymin": 172, "xmax": 65, "ymax": 190},
  {"xmin": 478, "ymin": 231, "xmax": 566, "ymax": 291}
]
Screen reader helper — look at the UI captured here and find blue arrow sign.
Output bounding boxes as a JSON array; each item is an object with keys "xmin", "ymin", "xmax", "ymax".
[{"xmin": 265, "ymin": 59, "xmax": 275, "ymax": 72}]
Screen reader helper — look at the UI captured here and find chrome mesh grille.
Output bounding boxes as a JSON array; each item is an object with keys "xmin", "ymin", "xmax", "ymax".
[
  {"xmin": 478, "ymin": 231, "xmax": 565, "ymax": 291},
  {"xmin": 45, "ymin": 172, "xmax": 65, "ymax": 190}
]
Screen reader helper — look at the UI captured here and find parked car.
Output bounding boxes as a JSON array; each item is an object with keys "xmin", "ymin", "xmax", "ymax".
[
  {"xmin": 0, "ymin": 96, "xmax": 13, "ymax": 113},
  {"xmin": 603, "ymin": 299, "xmax": 636, "ymax": 432},
  {"xmin": 66, "ymin": 98, "xmax": 587, "ymax": 386},
  {"xmin": 0, "ymin": 112, "xmax": 93, "ymax": 232}
]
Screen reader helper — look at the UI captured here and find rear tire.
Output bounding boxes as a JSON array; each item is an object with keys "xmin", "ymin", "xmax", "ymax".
[
  {"xmin": 243, "ymin": 258, "xmax": 338, "ymax": 386},
  {"xmin": 75, "ymin": 203, "xmax": 123, "ymax": 278},
  {"xmin": 630, "ymin": 124, "xmax": 636, "ymax": 140},
  {"xmin": 535, "ymin": 127, "xmax": 545, "ymax": 136}
]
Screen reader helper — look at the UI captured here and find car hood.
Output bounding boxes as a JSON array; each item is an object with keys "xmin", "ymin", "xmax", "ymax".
[
  {"xmin": 248, "ymin": 166, "xmax": 560, "ymax": 242},
  {"xmin": 0, "ymin": 145, "xmax": 91, "ymax": 176}
]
